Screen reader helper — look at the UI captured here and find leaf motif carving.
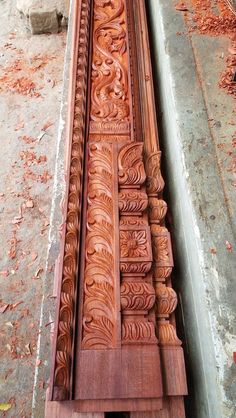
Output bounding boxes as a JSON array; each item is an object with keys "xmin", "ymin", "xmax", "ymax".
[
  {"xmin": 145, "ymin": 152, "xmax": 165, "ymax": 195},
  {"xmin": 122, "ymin": 321, "xmax": 157, "ymax": 344},
  {"xmin": 82, "ymin": 143, "xmax": 116, "ymax": 349},
  {"xmin": 157, "ymin": 321, "xmax": 182, "ymax": 346},
  {"xmin": 119, "ymin": 190, "xmax": 148, "ymax": 214},
  {"xmin": 121, "ymin": 282, "xmax": 155, "ymax": 311},
  {"xmin": 118, "ymin": 143, "xmax": 146, "ymax": 187},
  {"xmin": 53, "ymin": 1, "xmax": 91, "ymax": 398}
]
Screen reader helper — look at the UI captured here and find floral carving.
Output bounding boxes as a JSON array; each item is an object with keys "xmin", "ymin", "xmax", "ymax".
[
  {"xmin": 120, "ymin": 230, "xmax": 148, "ymax": 258},
  {"xmin": 90, "ymin": 0, "xmax": 130, "ymax": 133},
  {"xmin": 118, "ymin": 143, "xmax": 146, "ymax": 187}
]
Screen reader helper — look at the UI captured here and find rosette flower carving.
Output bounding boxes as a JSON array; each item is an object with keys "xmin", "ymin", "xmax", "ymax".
[{"xmin": 120, "ymin": 230, "xmax": 148, "ymax": 258}]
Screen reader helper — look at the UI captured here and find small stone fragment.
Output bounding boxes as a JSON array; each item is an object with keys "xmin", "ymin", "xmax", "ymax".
[
  {"xmin": 29, "ymin": 8, "xmax": 59, "ymax": 35},
  {"xmin": 26, "ymin": 199, "xmax": 34, "ymax": 208}
]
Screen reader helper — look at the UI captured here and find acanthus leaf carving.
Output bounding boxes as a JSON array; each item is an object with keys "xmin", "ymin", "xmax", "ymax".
[
  {"xmin": 118, "ymin": 190, "xmax": 148, "ymax": 215},
  {"xmin": 145, "ymin": 152, "xmax": 165, "ymax": 196},
  {"xmin": 82, "ymin": 143, "xmax": 116, "ymax": 349},
  {"xmin": 120, "ymin": 261, "xmax": 152, "ymax": 274},
  {"xmin": 122, "ymin": 320, "xmax": 157, "ymax": 344},
  {"xmin": 118, "ymin": 143, "xmax": 146, "ymax": 187},
  {"xmin": 151, "ymin": 225, "xmax": 174, "ymax": 267},
  {"xmin": 157, "ymin": 321, "xmax": 182, "ymax": 346}
]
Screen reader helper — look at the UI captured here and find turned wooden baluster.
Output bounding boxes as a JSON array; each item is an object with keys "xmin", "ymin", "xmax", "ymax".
[{"xmin": 146, "ymin": 152, "xmax": 187, "ymax": 396}]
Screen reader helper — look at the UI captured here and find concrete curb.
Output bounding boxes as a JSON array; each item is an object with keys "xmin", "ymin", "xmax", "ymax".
[
  {"xmin": 147, "ymin": 1, "xmax": 236, "ymax": 418},
  {"xmin": 31, "ymin": 2, "xmax": 74, "ymax": 416}
]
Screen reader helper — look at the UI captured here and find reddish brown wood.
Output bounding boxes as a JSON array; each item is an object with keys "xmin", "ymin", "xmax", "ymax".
[{"xmin": 46, "ymin": 0, "xmax": 188, "ymax": 416}]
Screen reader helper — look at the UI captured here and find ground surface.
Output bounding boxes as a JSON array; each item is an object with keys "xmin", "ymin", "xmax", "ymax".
[{"xmin": 0, "ymin": 1, "xmax": 66, "ymax": 416}]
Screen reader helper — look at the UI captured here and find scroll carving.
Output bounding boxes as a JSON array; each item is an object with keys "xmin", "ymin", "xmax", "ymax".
[
  {"xmin": 90, "ymin": 0, "xmax": 130, "ymax": 134},
  {"xmin": 82, "ymin": 143, "xmax": 116, "ymax": 349},
  {"xmin": 52, "ymin": 0, "xmax": 91, "ymax": 401}
]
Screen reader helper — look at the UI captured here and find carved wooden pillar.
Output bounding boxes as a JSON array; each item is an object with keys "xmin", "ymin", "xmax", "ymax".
[
  {"xmin": 118, "ymin": 143, "xmax": 157, "ymax": 346},
  {"xmin": 135, "ymin": 0, "xmax": 188, "ymax": 400}
]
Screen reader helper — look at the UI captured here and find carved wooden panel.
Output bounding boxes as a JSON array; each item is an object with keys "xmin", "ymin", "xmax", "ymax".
[
  {"xmin": 81, "ymin": 143, "xmax": 116, "ymax": 349},
  {"xmin": 47, "ymin": 0, "xmax": 188, "ymax": 416}
]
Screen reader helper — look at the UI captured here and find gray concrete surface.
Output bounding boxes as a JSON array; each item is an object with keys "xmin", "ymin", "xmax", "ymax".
[
  {"xmin": 147, "ymin": 1, "xmax": 236, "ymax": 418},
  {"xmin": 0, "ymin": 1, "xmax": 66, "ymax": 416}
]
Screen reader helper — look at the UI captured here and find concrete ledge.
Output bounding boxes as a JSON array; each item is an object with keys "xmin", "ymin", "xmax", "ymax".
[
  {"xmin": 147, "ymin": 2, "xmax": 236, "ymax": 418},
  {"xmin": 31, "ymin": 2, "xmax": 74, "ymax": 417}
]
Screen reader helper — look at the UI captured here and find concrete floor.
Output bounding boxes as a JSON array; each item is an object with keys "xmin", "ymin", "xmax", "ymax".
[{"xmin": 0, "ymin": 1, "xmax": 66, "ymax": 416}]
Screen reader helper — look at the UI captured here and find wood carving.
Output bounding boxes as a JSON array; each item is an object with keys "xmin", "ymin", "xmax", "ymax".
[
  {"xmin": 118, "ymin": 142, "xmax": 157, "ymax": 345},
  {"xmin": 118, "ymin": 143, "xmax": 146, "ymax": 187},
  {"xmin": 118, "ymin": 190, "xmax": 148, "ymax": 215},
  {"xmin": 146, "ymin": 152, "xmax": 165, "ymax": 196},
  {"xmin": 48, "ymin": 0, "xmax": 187, "ymax": 415},
  {"xmin": 82, "ymin": 143, "xmax": 116, "ymax": 349},
  {"xmin": 90, "ymin": 0, "xmax": 130, "ymax": 134},
  {"xmin": 51, "ymin": 0, "xmax": 91, "ymax": 401}
]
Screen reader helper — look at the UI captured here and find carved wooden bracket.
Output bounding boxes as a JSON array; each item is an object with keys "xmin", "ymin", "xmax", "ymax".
[{"xmin": 46, "ymin": 0, "xmax": 188, "ymax": 416}]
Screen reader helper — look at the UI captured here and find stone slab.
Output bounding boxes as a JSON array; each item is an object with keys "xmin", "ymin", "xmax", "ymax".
[
  {"xmin": 29, "ymin": 8, "xmax": 58, "ymax": 34},
  {"xmin": 17, "ymin": 0, "xmax": 69, "ymax": 33}
]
